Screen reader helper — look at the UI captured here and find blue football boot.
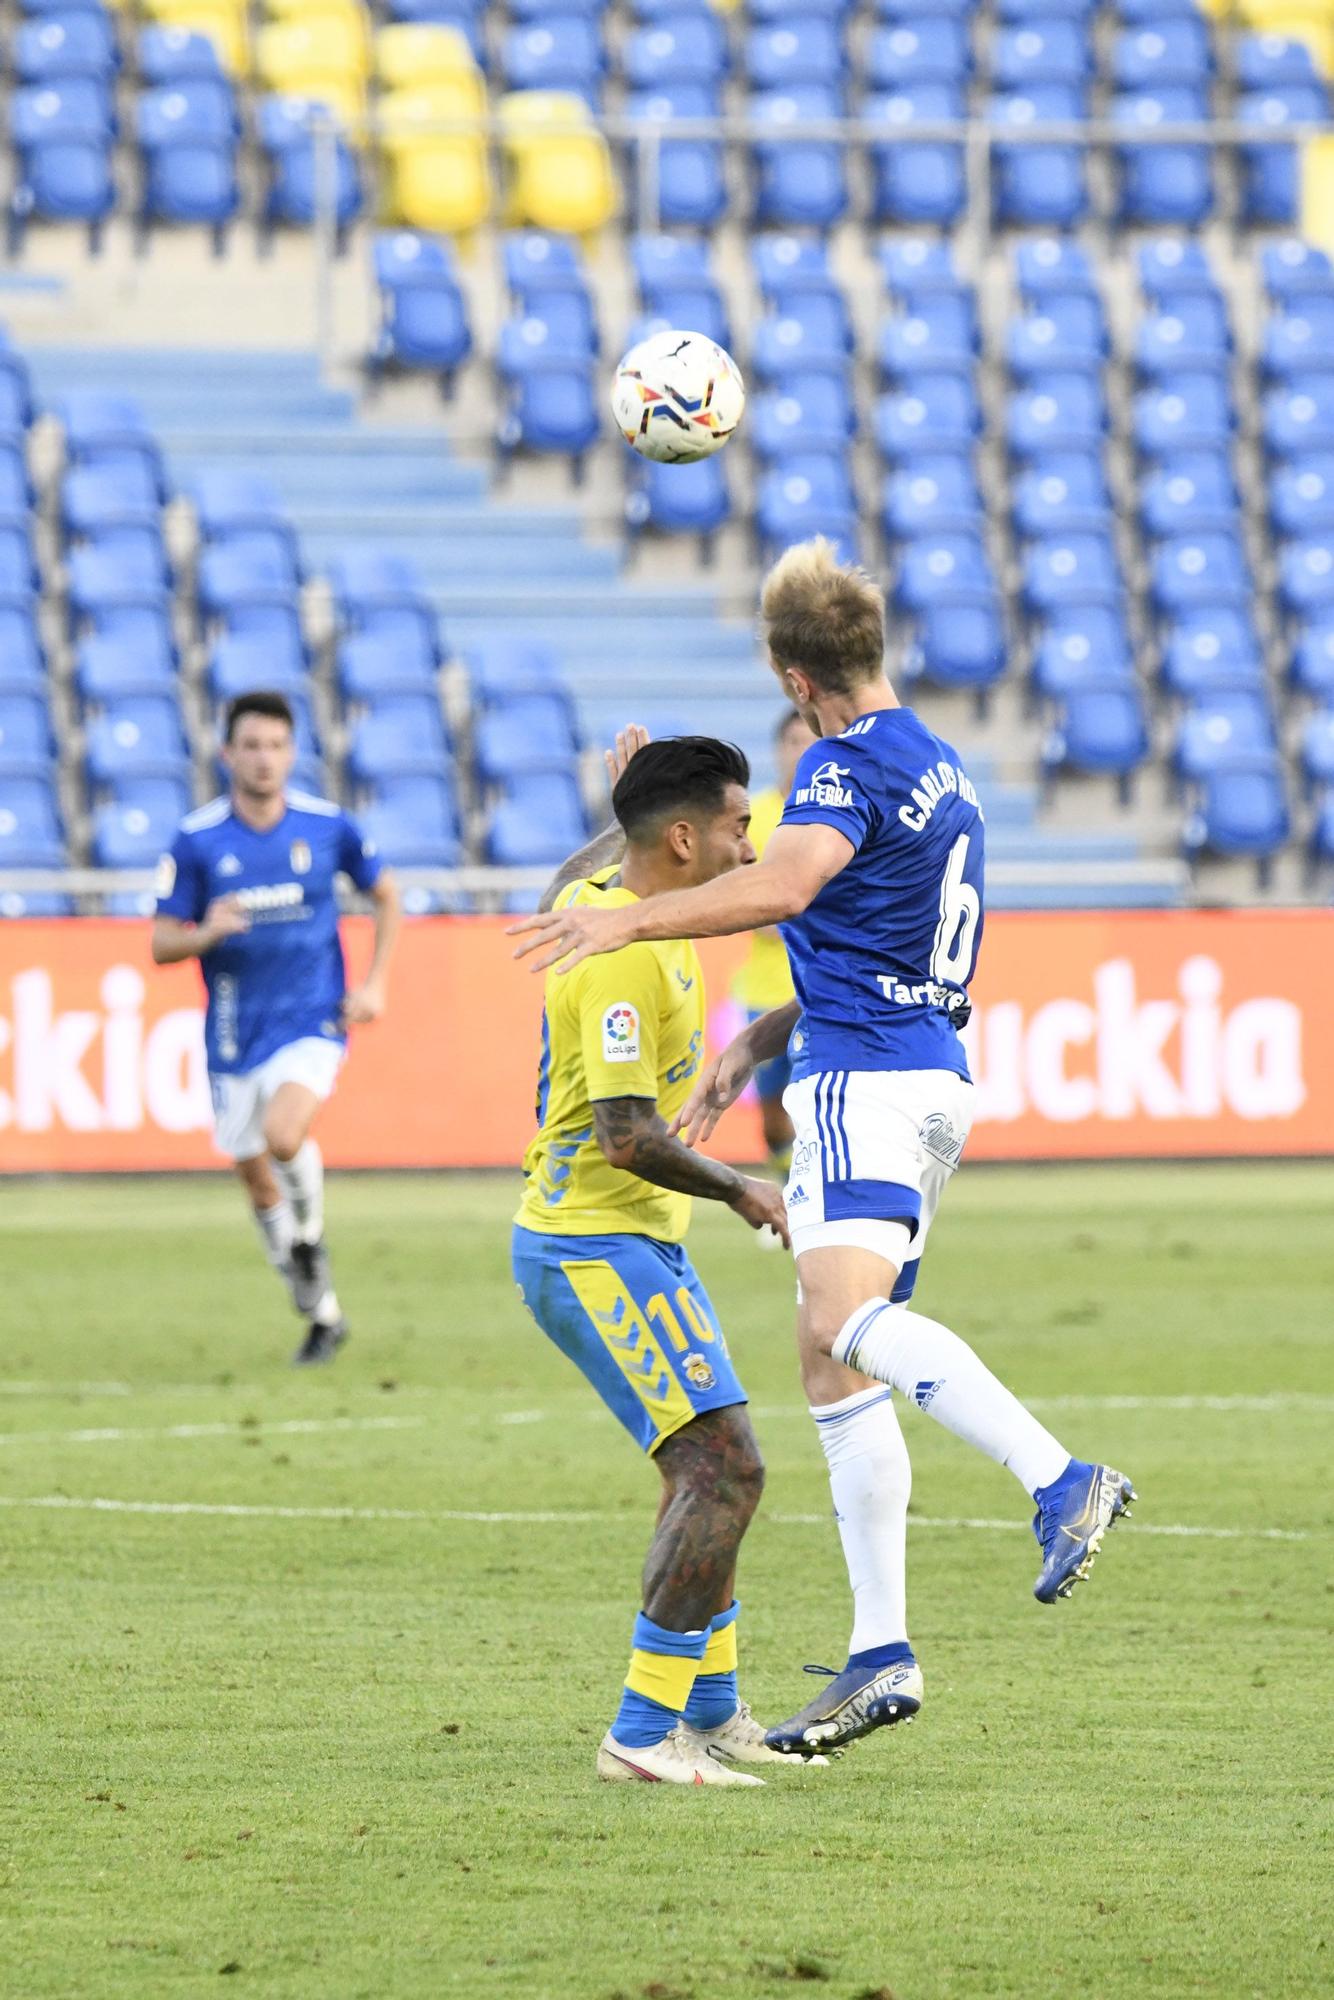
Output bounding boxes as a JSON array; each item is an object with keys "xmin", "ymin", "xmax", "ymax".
[
  {"xmin": 763, "ymin": 1658, "xmax": 923, "ymax": 1758},
  {"xmin": 1033, "ymin": 1459, "xmax": 1136, "ymax": 1604}
]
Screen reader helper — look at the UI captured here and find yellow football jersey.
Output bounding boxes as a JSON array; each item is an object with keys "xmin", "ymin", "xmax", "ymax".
[
  {"xmin": 730, "ymin": 786, "xmax": 796, "ymax": 1013},
  {"xmin": 515, "ymin": 870, "xmax": 706, "ymax": 1243}
]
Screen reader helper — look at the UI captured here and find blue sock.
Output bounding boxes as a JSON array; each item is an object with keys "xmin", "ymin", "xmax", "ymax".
[
  {"xmin": 847, "ymin": 1640, "xmax": 916, "ymax": 1674},
  {"xmin": 611, "ymin": 1612, "xmax": 709, "ymax": 1749},
  {"xmin": 683, "ymin": 1601, "xmax": 741, "ymax": 1730}
]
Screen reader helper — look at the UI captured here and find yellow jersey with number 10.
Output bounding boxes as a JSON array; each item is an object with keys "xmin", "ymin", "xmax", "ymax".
[{"xmin": 515, "ymin": 870, "xmax": 706, "ymax": 1243}]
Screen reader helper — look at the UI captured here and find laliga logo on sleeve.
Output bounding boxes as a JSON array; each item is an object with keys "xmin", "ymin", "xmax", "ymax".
[
  {"xmin": 796, "ymin": 760, "xmax": 854, "ymax": 809},
  {"xmin": 603, "ymin": 1004, "xmax": 640, "ymax": 1062}
]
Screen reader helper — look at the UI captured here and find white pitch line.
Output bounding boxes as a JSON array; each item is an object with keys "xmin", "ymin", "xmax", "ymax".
[
  {"xmin": 0, "ymin": 1493, "xmax": 1310, "ymax": 1541},
  {"xmin": 0, "ymin": 1415, "xmax": 427, "ymax": 1448}
]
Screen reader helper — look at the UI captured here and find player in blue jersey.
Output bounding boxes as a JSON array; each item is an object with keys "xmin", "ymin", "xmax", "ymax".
[
  {"xmin": 512, "ymin": 540, "xmax": 1136, "ymax": 1756},
  {"xmin": 152, "ymin": 691, "xmax": 402, "ymax": 1365}
]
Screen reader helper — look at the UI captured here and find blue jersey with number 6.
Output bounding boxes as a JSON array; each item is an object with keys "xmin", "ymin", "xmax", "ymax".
[{"xmin": 779, "ymin": 708, "xmax": 984, "ymax": 1081}]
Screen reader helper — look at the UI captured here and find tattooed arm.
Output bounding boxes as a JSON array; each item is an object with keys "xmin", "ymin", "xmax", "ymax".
[
  {"xmin": 536, "ymin": 725, "xmax": 651, "ymax": 913},
  {"xmin": 592, "ymin": 1097, "xmax": 790, "ymax": 1245}
]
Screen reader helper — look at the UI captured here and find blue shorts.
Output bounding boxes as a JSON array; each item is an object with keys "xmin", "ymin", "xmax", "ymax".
[
  {"xmin": 511, "ymin": 1224, "xmax": 747, "ymax": 1455},
  {"xmin": 747, "ymin": 1007, "xmax": 792, "ymax": 1104}
]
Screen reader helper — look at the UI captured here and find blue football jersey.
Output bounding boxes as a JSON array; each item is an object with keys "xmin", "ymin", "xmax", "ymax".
[
  {"xmin": 155, "ymin": 791, "xmax": 382, "ymax": 1074},
  {"xmin": 779, "ymin": 708, "xmax": 985, "ymax": 1080}
]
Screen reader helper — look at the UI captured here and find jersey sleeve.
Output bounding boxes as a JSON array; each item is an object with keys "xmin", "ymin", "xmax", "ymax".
[
  {"xmin": 154, "ymin": 827, "xmax": 207, "ymax": 922},
  {"xmin": 574, "ymin": 945, "xmax": 663, "ymax": 1102},
  {"xmin": 780, "ymin": 737, "xmax": 880, "ymax": 853},
  {"xmin": 336, "ymin": 810, "xmax": 383, "ymax": 892}
]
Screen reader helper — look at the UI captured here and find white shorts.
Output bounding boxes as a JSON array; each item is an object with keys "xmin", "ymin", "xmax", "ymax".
[
  {"xmin": 783, "ymin": 1068, "xmax": 974, "ymax": 1302},
  {"xmin": 209, "ymin": 1037, "xmax": 344, "ymax": 1161}
]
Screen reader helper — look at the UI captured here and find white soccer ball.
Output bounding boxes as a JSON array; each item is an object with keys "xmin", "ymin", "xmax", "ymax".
[{"xmin": 610, "ymin": 328, "xmax": 746, "ymax": 463}]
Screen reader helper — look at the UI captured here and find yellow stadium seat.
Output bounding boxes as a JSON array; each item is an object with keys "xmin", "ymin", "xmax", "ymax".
[
  {"xmin": 256, "ymin": 14, "xmax": 370, "ymax": 119},
  {"xmin": 375, "ymin": 24, "xmax": 479, "ymax": 91},
  {"xmin": 1301, "ymin": 133, "xmax": 1334, "ymax": 250},
  {"xmin": 378, "ymin": 79, "xmax": 487, "ymax": 135},
  {"xmin": 141, "ymin": 0, "xmax": 249, "ymax": 73},
  {"xmin": 261, "ymin": 0, "xmax": 364, "ymax": 15},
  {"xmin": 380, "ymin": 134, "xmax": 492, "ymax": 235},
  {"xmin": 500, "ymin": 92, "xmax": 618, "ymax": 234}
]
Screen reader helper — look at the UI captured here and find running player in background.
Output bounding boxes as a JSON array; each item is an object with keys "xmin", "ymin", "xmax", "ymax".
[
  {"xmin": 729, "ymin": 708, "xmax": 816, "ymax": 1177},
  {"xmin": 511, "ymin": 733, "xmax": 806, "ymax": 1788},
  {"xmin": 511, "ymin": 541, "xmax": 1136, "ymax": 1758},
  {"xmin": 152, "ymin": 691, "xmax": 401, "ymax": 1366}
]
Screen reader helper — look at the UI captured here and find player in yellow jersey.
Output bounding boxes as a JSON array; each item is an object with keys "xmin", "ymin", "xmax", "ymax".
[
  {"xmin": 730, "ymin": 709, "xmax": 816, "ymax": 1170},
  {"xmin": 512, "ymin": 733, "xmax": 808, "ymax": 1788}
]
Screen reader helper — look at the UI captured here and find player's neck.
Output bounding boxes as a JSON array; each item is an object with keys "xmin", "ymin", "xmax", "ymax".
[
  {"xmin": 814, "ymin": 680, "xmax": 900, "ymax": 738},
  {"xmin": 619, "ymin": 847, "xmax": 681, "ymax": 902},
  {"xmin": 230, "ymin": 788, "xmax": 288, "ymax": 833}
]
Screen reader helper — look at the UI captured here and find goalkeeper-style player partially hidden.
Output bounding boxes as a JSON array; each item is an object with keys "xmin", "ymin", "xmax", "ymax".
[{"xmin": 512, "ymin": 728, "xmax": 821, "ymax": 1788}]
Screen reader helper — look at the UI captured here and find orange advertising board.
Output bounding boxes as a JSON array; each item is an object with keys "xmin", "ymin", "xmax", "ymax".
[{"xmin": 0, "ymin": 910, "xmax": 1330, "ymax": 1172}]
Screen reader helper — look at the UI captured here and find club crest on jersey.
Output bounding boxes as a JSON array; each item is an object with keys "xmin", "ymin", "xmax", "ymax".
[
  {"xmin": 682, "ymin": 1352, "xmax": 716, "ymax": 1390},
  {"xmin": 217, "ymin": 853, "xmax": 242, "ymax": 877},
  {"xmin": 602, "ymin": 1004, "xmax": 640, "ymax": 1062},
  {"xmin": 795, "ymin": 760, "xmax": 854, "ymax": 809},
  {"xmin": 289, "ymin": 839, "xmax": 312, "ymax": 875}
]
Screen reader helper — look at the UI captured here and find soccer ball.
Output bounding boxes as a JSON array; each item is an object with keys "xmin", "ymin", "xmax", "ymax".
[{"xmin": 610, "ymin": 329, "xmax": 746, "ymax": 463}]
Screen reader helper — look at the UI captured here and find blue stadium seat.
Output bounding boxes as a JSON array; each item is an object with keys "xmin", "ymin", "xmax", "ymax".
[
  {"xmin": 1043, "ymin": 680, "xmax": 1150, "ymax": 793},
  {"xmin": 1136, "ymin": 296, "xmax": 1231, "ymax": 376},
  {"xmin": 345, "ymin": 697, "xmax": 450, "ymax": 785},
  {"xmin": 0, "ymin": 444, "xmax": 31, "ymax": 526},
  {"xmin": 1007, "ymin": 375, "xmax": 1106, "ymax": 458},
  {"xmin": 1134, "ymin": 375, "xmax": 1234, "ymax": 455},
  {"xmin": 138, "ymin": 27, "xmax": 224, "ymax": 84},
  {"xmin": 1012, "ymin": 455, "xmax": 1111, "ymax": 537},
  {"xmin": 503, "ymin": 18, "xmax": 606, "ymax": 102},
  {"xmin": 15, "ymin": 14, "xmax": 118, "ymax": 85},
  {"xmin": 12, "ymin": 115, "xmax": 111, "ymax": 247},
  {"xmin": 91, "ymin": 781, "xmax": 192, "ymax": 868},
  {"xmin": 205, "ymin": 633, "xmax": 304, "ymax": 702},
  {"xmin": 328, "ymin": 551, "xmax": 430, "ymax": 620},
  {"xmin": 0, "ymin": 603, "xmax": 44, "ymax": 692},
  {"xmin": 500, "ymin": 366, "xmax": 600, "ymax": 462},
  {"xmin": 1138, "ymin": 237, "xmax": 1217, "ymax": 299},
  {"xmin": 498, "ymin": 303, "xmax": 597, "ymax": 380},
  {"xmin": 257, "ymin": 98, "xmax": 363, "ymax": 243},
  {"xmin": 989, "ymin": 87, "xmax": 1089, "ymax": 228},
  {"xmin": 751, "ymin": 87, "xmax": 849, "ymax": 227},
  {"xmin": 197, "ymin": 535, "xmax": 298, "ymax": 619},
  {"xmin": 1261, "ymin": 238, "xmax": 1334, "ymax": 303},
  {"xmin": 85, "ymin": 695, "xmax": 190, "ymax": 787},
  {"xmin": 753, "ymin": 294, "xmax": 852, "ymax": 380},
  {"xmin": 751, "ymin": 374, "xmax": 855, "ymax": 458},
  {"xmin": 1014, "ymin": 235, "xmax": 1097, "ymax": 299},
  {"xmin": 0, "ymin": 692, "xmax": 54, "ymax": 777},
  {"xmin": 1161, "ymin": 612, "xmax": 1264, "ymax": 699},
  {"xmin": 474, "ymin": 695, "xmax": 578, "ymax": 780},
  {"xmin": 0, "ymin": 774, "xmax": 65, "ymax": 865},
  {"xmin": 0, "ymin": 891, "xmax": 76, "ymax": 918},
  {"xmin": 1264, "ymin": 378, "xmax": 1334, "ymax": 456},
  {"xmin": 1031, "ymin": 620, "xmax": 1135, "ymax": 702},
  {"xmin": 1291, "ymin": 616, "xmax": 1334, "ymax": 698},
  {"xmin": 866, "ymin": 86, "xmax": 966, "ymax": 226},
  {"xmin": 67, "ymin": 543, "xmax": 169, "ymax": 624},
  {"xmin": 1112, "ymin": 20, "xmax": 1212, "ymax": 90},
  {"xmin": 1140, "ymin": 454, "xmax": 1239, "ymax": 537},
  {"xmin": 905, "ymin": 595, "xmax": 1007, "ymax": 698},
  {"xmin": 137, "ymin": 88, "xmax": 239, "ymax": 245},
  {"xmin": 876, "ymin": 0, "xmax": 971, "ymax": 14},
  {"xmin": 1183, "ymin": 756, "xmax": 1289, "ymax": 872},
  {"xmin": 1174, "ymin": 693, "xmax": 1276, "ymax": 782},
  {"xmin": 62, "ymin": 451, "xmax": 161, "ymax": 534},
  {"xmin": 1117, "ymin": 0, "xmax": 1212, "ymax": 15},
  {"xmin": 1006, "ymin": 297, "xmax": 1106, "ymax": 377},
  {"xmin": 1115, "ymin": 89, "xmax": 1213, "ymax": 226},
  {"xmin": 0, "ymin": 526, "xmax": 39, "ymax": 595},
  {"xmin": 745, "ymin": 19, "xmax": 845, "ymax": 91},
  {"xmin": 76, "ymin": 631, "xmax": 176, "ymax": 702},
  {"xmin": 639, "ymin": 281, "xmax": 730, "ymax": 348},
  {"xmin": 10, "ymin": 77, "xmax": 114, "ymax": 142},
  {"xmin": 1298, "ymin": 709, "xmax": 1334, "ymax": 791},
  {"xmin": 994, "ymin": 21, "xmax": 1091, "ymax": 88},
  {"xmin": 372, "ymin": 258, "xmax": 471, "ymax": 381},
  {"xmin": 1151, "ymin": 533, "xmax": 1252, "ymax": 614},
  {"xmin": 360, "ymin": 778, "xmax": 461, "ymax": 868},
  {"xmin": 877, "ymin": 375, "xmax": 980, "ymax": 458},
  {"xmin": 751, "ymin": 233, "xmax": 830, "ymax": 296},
  {"xmin": 1278, "ymin": 537, "xmax": 1334, "ymax": 616},
  {"xmin": 629, "ymin": 455, "xmax": 731, "ymax": 542},
  {"xmin": 187, "ymin": 467, "xmax": 288, "ymax": 540},
  {"xmin": 503, "ymin": 229, "xmax": 584, "ymax": 296},
  {"xmin": 761, "ymin": 453, "xmax": 856, "ymax": 536},
  {"xmin": 1270, "ymin": 455, "xmax": 1334, "ymax": 536},
  {"xmin": 878, "ymin": 237, "xmax": 960, "ymax": 293},
  {"xmin": 1022, "ymin": 534, "xmax": 1121, "ymax": 612},
  {"xmin": 626, "ymin": 86, "xmax": 727, "ymax": 228},
  {"xmin": 865, "ymin": 18, "xmax": 970, "ymax": 88},
  {"xmin": 57, "ymin": 392, "xmax": 163, "ymax": 486},
  {"xmin": 1261, "ymin": 298, "xmax": 1334, "ymax": 380},
  {"xmin": 0, "ymin": 357, "xmax": 33, "ymax": 441},
  {"xmin": 1240, "ymin": 87, "xmax": 1328, "ymax": 227},
  {"xmin": 486, "ymin": 774, "xmax": 587, "ymax": 865},
  {"xmin": 337, "ymin": 631, "xmax": 437, "ymax": 703},
  {"xmin": 1236, "ymin": 32, "xmax": 1319, "ymax": 91},
  {"xmin": 624, "ymin": 16, "xmax": 728, "ymax": 89},
  {"xmin": 635, "ymin": 232, "xmax": 713, "ymax": 287},
  {"xmin": 753, "ymin": 0, "xmax": 854, "ymax": 16},
  {"xmin": 213, "ymin": 599, "xmax": 306, "ymax": 677},
  {"xmin": 880, "ymin": 291, "xmax": 976, "ymax": 379},
  {"xmin": 897, "ymin": 532, "xmax": 994, "ymax": 612}
]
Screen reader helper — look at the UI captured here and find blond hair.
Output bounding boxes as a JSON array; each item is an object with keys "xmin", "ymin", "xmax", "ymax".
[{"xmin": 760, "ymin": 537, "xmax": 886, "ymax": 694}]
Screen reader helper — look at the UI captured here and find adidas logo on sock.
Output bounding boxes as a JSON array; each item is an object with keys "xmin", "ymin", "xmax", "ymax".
[{"xmin": 913, "ymin": 1379, "xmax": 943, "ymax": 1410}]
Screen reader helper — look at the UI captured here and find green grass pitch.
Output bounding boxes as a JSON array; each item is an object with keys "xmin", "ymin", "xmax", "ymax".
[{"xmin": 2, "ymin": 1164, "xmax": 1330, "ymax": 2000}]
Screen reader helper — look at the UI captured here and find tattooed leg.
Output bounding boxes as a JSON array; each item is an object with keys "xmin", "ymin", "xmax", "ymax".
[{"xmin": 642, "ymin": 1405, "xmax": 765, "ymax": 1631}]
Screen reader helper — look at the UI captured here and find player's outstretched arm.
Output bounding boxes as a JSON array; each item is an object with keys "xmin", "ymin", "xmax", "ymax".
[
  {"xmin": 343, "ymin": 871, "xmax": 402, "ymax": 1025},
  {"xmin": 511, "ymin": 823, "xmax": 853, "ymax": 974},
  {"xmin": 536, "ymin": 726, "xmax": 650, "ymax": 912},
  {"xmin": 150, "ymin": 896, "xmax": 250, "ymax": 964},
  {"xmin": 593, "ymin": 1097, "xmax": 790, "ymax": 1247},
  {"xmin": 670, "ymin": 1000, "xmax": 802, "ymax": 1148}
]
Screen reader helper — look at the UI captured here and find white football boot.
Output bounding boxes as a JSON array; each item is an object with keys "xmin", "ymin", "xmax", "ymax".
[
  {"xmin": 596, "ymin": 1728, "xmax": 764, "ymax": 1787},
  {"xmin": 679, "ymin": 1702, "xmax": 832, "ymax": 1768}
]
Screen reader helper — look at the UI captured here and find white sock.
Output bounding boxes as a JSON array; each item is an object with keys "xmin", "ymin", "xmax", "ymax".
[
  {"xmin": 272, "ymin": 1139, "xmax": 324, "ymax": 1244},
  {"xmin": 253, "ymin": 1199, "xmax": 294, "ymax": 1271},
  {"xmin": 810, "ymin": 1385, "xmax": 910, "ymax": 1655},
  {"xmin": 832, "ymin": 1300, "xmax": 1070, "ymax": 1497}
]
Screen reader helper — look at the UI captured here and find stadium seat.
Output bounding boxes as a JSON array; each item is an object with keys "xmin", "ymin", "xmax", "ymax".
[
  {"xmin": 374, "ymin": 20, "xmax": 477, "ymax": 87},
  {"xmin": 0, "ymin": 776, "xmax": 66, "ymax": 867},
  {"xmin": 254, "ymin": 14, "xmax": 369, "ymax": 125},
  {"xmin": 639, "ymin": 281, "xmax": 729, "ymax": 349},
  {"xmin": 474, "ymin": 695, "xmax": 578, "ymax": 780},
  {"xmin": 345, "ymin": 697, "xmax": 450, "ymax": 785},
  {"xmin": 371, "ymin": 234, "xmax": 472, "ymax": 382},
  {"xmin": 1292, "ymin": 615, "xmax": 1334, "ymax": 699},
  {"xmin": 464, "ymin": 638, "xmax": 565, "ymax": 704},
  {"xmin": 197, "ymin": 535, "xmax": 298, "ymax": 619},
  {"xmin": 865, "ymin": 19, "xmax": 970, "ymax": 88},
  {"xmin": 0, "ymin": 604, "xmax": 45, "ymax": 693},
  {"xmin": 9, "ymin": 115, "xmax": 114, "ymax": 249},
  {"xmin": 1135, "ymin": 375, "xmax": 1234, "ymax": 456},
  {"xmin": 1161, "ymin": 618, "xmax": 1265, "ymax": 701},
  {"xmin": 866, "ymin": 86, "xmax": 966, "ymax": 227},
  {"xmin": 878, "ymin": 237, "xmax": 961, "ymax": 293},
  {"xmin": 1006, "ymin": 298, "xmax": 1106, "ymax": 378},
  {"xmin": 1031, "ymin": 621, "xmax": 1136, "ymax": 703},
  {"xmin": 751, "ymin": 233, "xmax": 829, "ymax": 297},
  {"xmin": 1140, "ymin": 455, "xmax": 1240, "ymax": 538},
  {"xmin": 1114, "ymin": 89, "xmax": 1213, "ymax": 226},
  {"xmin": 1240, "ymin": 87, "xmax": 1328, "ymax": 226},
  {"xmin": 63, "ymin": 460, "xmax": 161, "ymax": 537},
  {"xmin": 76, "ymin": 631, "xmax": 177, "ymax": 703},
  {"xmin": 0, "ymin": 692, "xmax": 54, "ymax": 778},
  {"xmin": 67, "ymin": 544, "xmax": 170, "ymax": 626},
  {"xmin": 757, "ymin": 460, "xmax": 858, "ymax": 560},
  {"xmin": 256, "ymin": 97, "xmax": 363, "ymax": 243},
  {"xmin": 752, "ymin": 295, "xmax": 852, "ymax": 381},
  {"xmin": 57, "ymin": 392, "xmax": 165, "ymax": 493},
  {"xmin": 1183, "ymin": 755, "xmax": 1290, "ymax": 874},
  {"xmin": 0, "ymin": 526, "xmax": 39, "ymax": 596},
  {"xmin": 994, "ymin": 21, "xmax": 1091, "ymax": 89},
  {"xmin": 0, "ymin": 892, "xmax": 76, "ymax": 918},
  {"xmin": 1136, "ymin": 297, "xmax": 1231, "ymax": 377},
  {"xmin": 1298, "ymin": 710, "xmax": 1334, "ymax": 792},
  {"xmin": 1042, "ymin": 680, "xmax": 1150, "ymax": 796},
  {"xmin": 1236, "ymin": 32, "xmax": 1320, "ymax": 91},
  {"xmin": 897, "ymin": 532, "xmax": 994, "ymax": 613},
  {"xmin": 360, "ymin": 777, "xmax": 461, "ymax": 867},
  {"xmin": 1138, "ymin": 237, "xmax": 1217, "ymax": 299},
  {"xmin": 1262, "ymin": 238, "xmax": 1334, "ymax": 303},
  {"xmin": 877, "ymin": 375, "xmax": 980, "ymax": 459},
  {"xmin": 486, "ymin": 774, "xmax": 587, "ymax": 865},
  {"xmin": 85, "ymin": 696, "xmax": 190, "ymax": 787},
  {"xmin": 1151, "ymin": 534, "xmax": 1252, "ymax": 614},
  {"xmin": 751, "ymin": 374, "xmax": 856, "ymax": 458},
  {"xmin": 139, "ymin": 26, "xmax": 226, "ymax": 83},
  {"xmin": 1278, "ymin": 538, "xmax": 1334, "ymax": 616},
  {"xmin": 1112, "ymin": 20, "xmax": 1212, "ymax": 90},
  {"xmin": 500, "ymin": 93, "xmax": 617, "ymax": 234},
  {"xmin": 628, "ymin": 457, "xmax": 732, "ymax": 545},
  {"xmin": 623, "ymin": 16, "xmax": 728, "ymax": 89},
  {"xmin": 1275, "ymin": 455, "xmax": 1334, "ymax": 540},
  {"xmin": 381, "ymin": 92, "xmax": 491, "ymax": 236},
  {"xmin": 905, "ymin": 595, "xmax": 1007, "ymax": 700},
  {"xmin": 502, "ymin": 18, "xmax": 605, "ymax": 104},
  {"xmin": 989, "ymin": 87, "xmax": 1089, "ymax": 228},
  {"xmin": 1265, "ymin": 378, "xmax": 1334, "ymax": 457},
  {"xmin": 500, "ymin": 364, "xmax": 600, "ymax": 464},
  {"xmin": 1174, "ymin": 693, "xmax": 1277, "ymax": 783},
  {"xmin": 625, "ymin": 86, "xmax": 726, "ymax": 228},
  {"xmin": 1023, "ymin": 534, "xmax": 1122, "ymax": 613},
  {"xmin": 1012, "ymin": 455, "xmax": 1111, "ymax": 537},
  {"xmin": 1262, "ymin": 300, "xmax": 1334, "ymax": 381},
  {"xmin": 879, "ymin": 291, "xmax": 976, "ymax": 379},
  {"xmin": 187, "ymin": 467, "xmax": 288, "ymax": 540},
  {"xmin": 336, "ymin": 630, "xmax": 436, "ymax": 703},
  {"xmin": 205, "ymin": 632, "xmax": 305, "ymax": 702},
  {"xmin": 1014, "ymin": 235, "xmax": 1097, "ymax": 299},
  {"xmin": 745, "ymin": 20, "xmax": 845, "ymax": 91},
  {"xmin": 15, "ymin": 13, "xmax": 119, "ymax": 86},
  {"xmin": 1007, "ymin": 375, "xmax": 1106, "ymax": 459},
  {"xmin": 751, "ymin": 88, "xmax": 849, "ymax": 228}
]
